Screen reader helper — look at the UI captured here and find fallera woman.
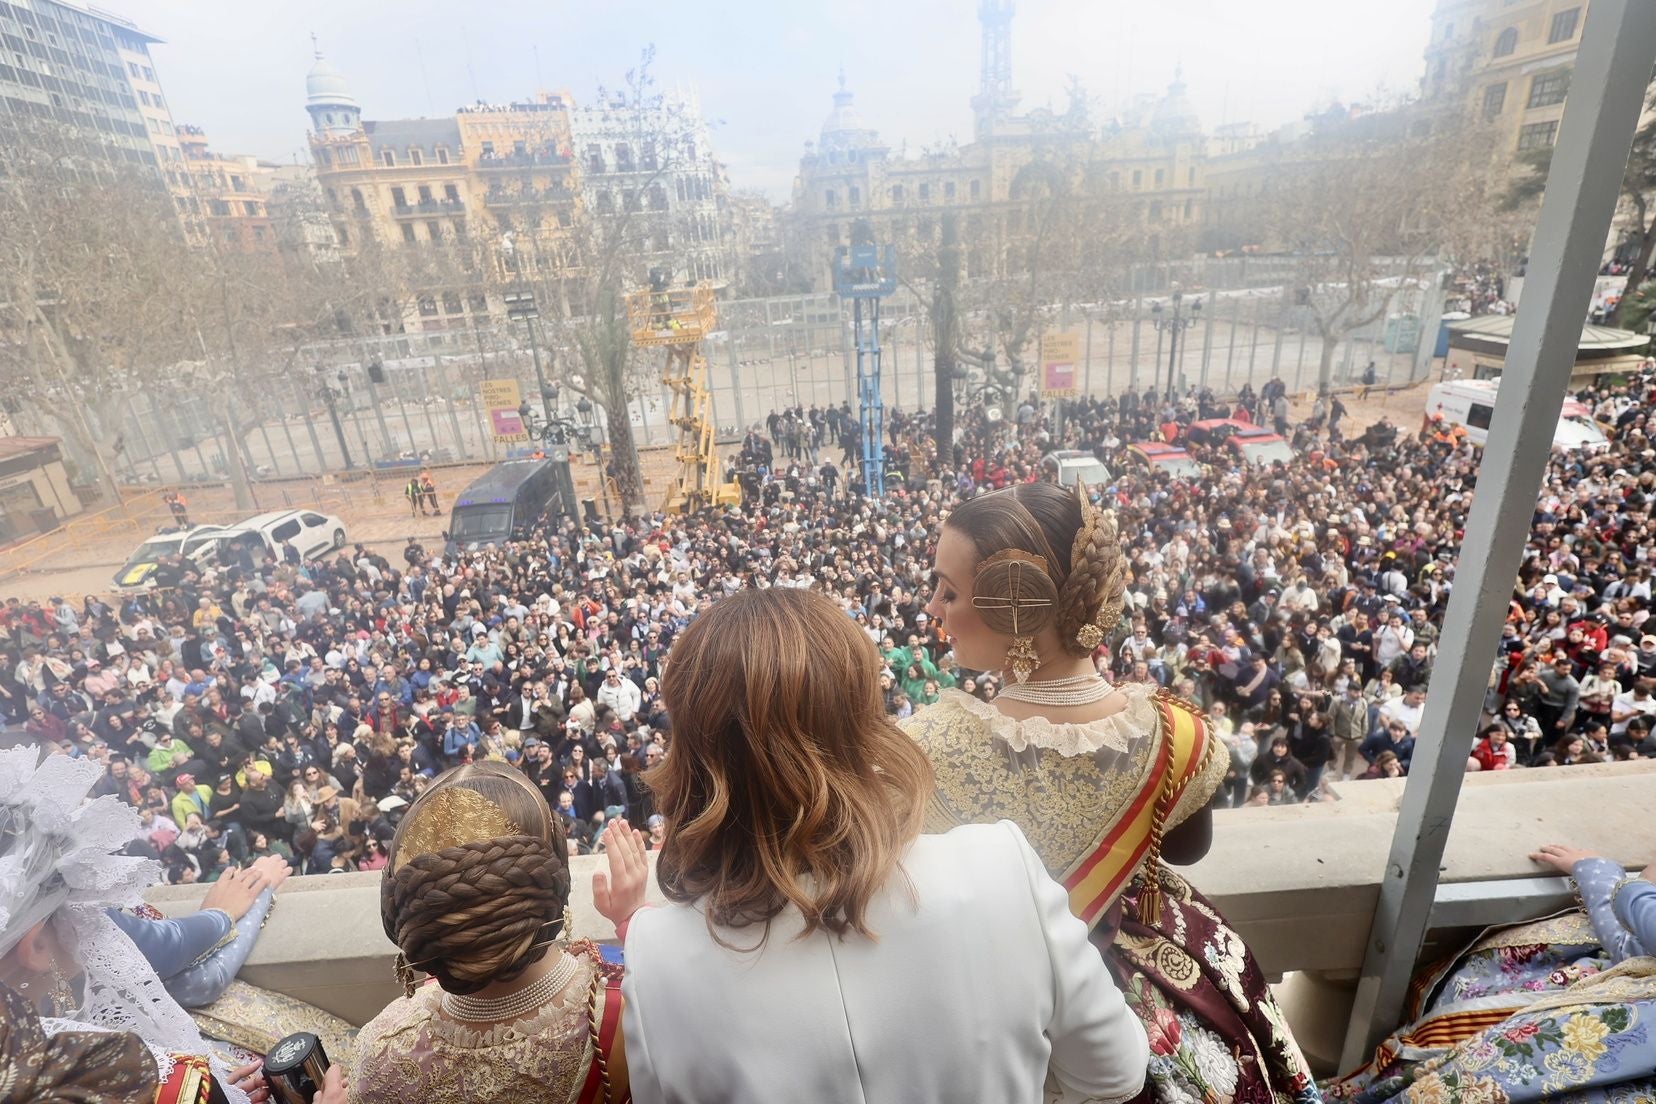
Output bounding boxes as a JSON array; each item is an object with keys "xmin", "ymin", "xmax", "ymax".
[{"xmin": 908, "ymin": 481, "xmax": 1319, "ymax": 1104}]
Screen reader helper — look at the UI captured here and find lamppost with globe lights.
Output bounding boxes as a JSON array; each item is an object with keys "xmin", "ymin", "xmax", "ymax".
[{"xmin": 1150, "ymin": 290, "xmax": 1202, "ymax": 403}]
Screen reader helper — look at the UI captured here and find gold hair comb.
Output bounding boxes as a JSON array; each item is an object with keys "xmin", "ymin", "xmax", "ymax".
[{"xmin": 393, "ymin": 788, "xmax": 521, "ymax": 872}]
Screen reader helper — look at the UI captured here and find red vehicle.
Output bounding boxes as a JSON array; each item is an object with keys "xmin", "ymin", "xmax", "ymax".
[
  {"xmin": 1183, "ymin": 419, "xmax": 1294, "ymax": 467},
  {"xmin": 1125, "ymin": 441, "xmax": 1205, "ymax": 480}
]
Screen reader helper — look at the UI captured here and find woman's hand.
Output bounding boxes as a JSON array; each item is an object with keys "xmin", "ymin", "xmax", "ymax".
[
  {"xmin": 1530, "ymin": 842, "xmax": 1601, "ymax": 875},
  {"xmin": 315, "ymin": 1065, "xmax": 349, "ymax": 1104},
  {"xmin": 592, "ymin": 817, "xmax": 649, "ymax": 935},
  {"xmin": 227, "ymin": 1059, "xmax": 269, "ymax": 1104},
  {"xmin": 249, "ymin": 854, "xmax": 292, "ymax": 891},
  {"xmin": 200, "ymin": 865, "xmax": 266, "ymax": 922}
]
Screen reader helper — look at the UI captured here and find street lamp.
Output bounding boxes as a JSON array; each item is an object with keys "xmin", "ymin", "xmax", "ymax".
[
  {"xmin": 315, "ymin": 366, "xmax": 353, "ymax": 469},
  {"xmin": 503, "ymin": 289, "xmax": 554, "ymax": 428},
  {"xmin": 1149, "ymin": 290, "xmax": 1202, "ymax": 402},
  {"xmin": 574, "ymin": 395, "xmax": 611, "ymax": 519}
]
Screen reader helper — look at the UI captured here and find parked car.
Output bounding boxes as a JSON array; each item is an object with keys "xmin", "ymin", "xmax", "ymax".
[
  {"xmin": 1182, "ymin": 418, "xmax": 1295, "ymax": 467},
  {"xmin": 1124, "ymin": 442, "xmax": 1205, "ymax": 480},
  {"xmin": 212, "ymin": 510, "xmax": 346, "ymax": 564},
  {"xmin": 113, "ymin": 525, "xmax": 230, "ymax": 589},
  {"xmin": 1040, "ymin": 449, "xmax": 1113, "ymax": 488}
]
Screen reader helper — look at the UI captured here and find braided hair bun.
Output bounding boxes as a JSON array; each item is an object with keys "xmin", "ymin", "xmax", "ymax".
[
  {"xmin": 380, "ymin": 762, "xmax": 570, "ymax": 996},
  {"xmin": 970, "ymin": 551, "xmax": 1060, "ymax": 638},
  {"xmin": 946, "ymin": 482, "xmax": 1126, "ymax": 657}
]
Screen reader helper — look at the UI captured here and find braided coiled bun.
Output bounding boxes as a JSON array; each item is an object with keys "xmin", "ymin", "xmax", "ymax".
[
  {"xmin": 381, "ymin": 833, "xmax": 569, "ymax": 995},
  {"xmin": 379, "ymin": 762, "xmax": 571, "ymax": 996},
  {"xmin": 1058, "ymin": 507, "xmax": 1127, "ymax": 656}
]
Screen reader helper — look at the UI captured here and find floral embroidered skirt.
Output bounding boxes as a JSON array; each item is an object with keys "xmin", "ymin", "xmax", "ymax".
[
  {"xmin": 1325, "ymin": 911, "xmax": 1656, "ymax": 1104},
  {"xmin": 1097, "ymin": 867, "xmax": 1322, "ymax": 1104}
]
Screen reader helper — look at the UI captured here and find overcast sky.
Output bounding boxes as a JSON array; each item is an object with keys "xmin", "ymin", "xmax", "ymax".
[{"xmin": 96, "ymin": 0, "xmax": 1438, "ymax": 200}]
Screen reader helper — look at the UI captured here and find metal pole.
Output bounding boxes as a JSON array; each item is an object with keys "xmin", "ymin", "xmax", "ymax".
[
  {"xmin": 1225, "ymin": 297, "xmax": 1239, "ymax": 392},
  {"xmin": 1129, "ymin": 300, "xmax": 1142, "ymax": 393},
  {"xmin": 1339, "ymin": 0, "xmax": 1656, "ymax": 1067},
  {"xmin": 1152, "ymin": 324, "xmax": 1164, "ymax": 399},
  {"xmin": 1105, "ymin": 319, "xmax": 1116, "ymax": 397},
  {"xmin": 1199, "ymin": 298, "xmax": 1215, "ymax": 390},
  {"xmin": 726, "ymin": 334, "xmax": 746, "ymax": 432},
  {"xmin": 526, "ymin": 315, "xmax": 553, "ymax": 424},
  {"xmin": 1081, "ymin": 314, "xmax": 1094, "ymax": 397}
]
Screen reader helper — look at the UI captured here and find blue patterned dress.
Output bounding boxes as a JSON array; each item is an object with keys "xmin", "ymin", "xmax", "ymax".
[{"xmin": 1329, "ymin": 860, "xmax": 1656, "ymax": 1104}]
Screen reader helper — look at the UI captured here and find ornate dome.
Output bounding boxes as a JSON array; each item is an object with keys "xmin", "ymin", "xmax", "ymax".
[{"xmin": 306, "ymin": 54, "xmax": 358, "ymax": 110}]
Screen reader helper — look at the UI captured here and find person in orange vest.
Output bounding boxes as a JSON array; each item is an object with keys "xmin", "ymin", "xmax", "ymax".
[
  {"xmin": 418, "ymin": 469, "xmax": 439, "ymax": 515},
  {"xmin": 165, "ymin": 490, "xmax": 189, "ymax": 528}
]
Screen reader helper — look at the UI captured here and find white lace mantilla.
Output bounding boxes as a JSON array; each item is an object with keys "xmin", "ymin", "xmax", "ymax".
[{"xmin": 940, "ymin": 682, "xmax": 1157, "ymax": 756}]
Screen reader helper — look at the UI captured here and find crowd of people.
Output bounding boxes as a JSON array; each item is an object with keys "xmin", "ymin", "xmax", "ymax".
[{"xmin": 2, "ymin": 360, "xmax": 1654, "ymax": 883}]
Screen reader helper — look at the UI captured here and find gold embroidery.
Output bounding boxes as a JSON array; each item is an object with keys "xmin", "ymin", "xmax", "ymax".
[
  {"xmin": 393, "ymin": 788, "xmax": 522, "ymax": 872},
  {"xmin": 349, "ymin": 954, "xmax": 600, "ymax": 1104},
  {"xmin": 906, "ymin": 697, "xmax": 1154, "ymax": 889},
  {"xmin": 1152, "ymin": 941, "xmax": 1201, "ymax": 990}
]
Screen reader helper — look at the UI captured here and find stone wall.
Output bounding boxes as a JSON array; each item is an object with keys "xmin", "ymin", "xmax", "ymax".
[{"xmin": 147, "ymin": 761, "xmax": 1656, "ymax": 1046}]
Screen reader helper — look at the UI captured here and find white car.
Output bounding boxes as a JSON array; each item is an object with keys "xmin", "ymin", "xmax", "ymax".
[
  {"xmin": 112, "ymin": 525, "xmax": 231, "ymax": 589},
  {"xmin": 216, "ymin": 510, "xmax": 347, "ymax": 562}
]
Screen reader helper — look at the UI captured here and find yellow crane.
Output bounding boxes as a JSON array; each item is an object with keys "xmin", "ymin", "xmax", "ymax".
[{"xmin": 625, "ymin": 281, "xmax": 740, "ymax": 513}]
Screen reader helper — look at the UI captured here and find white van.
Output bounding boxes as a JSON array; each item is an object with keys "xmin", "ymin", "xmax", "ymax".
[{"xmin": 1425, "ymin": 380, "xmax": 1610, "ymax": 452}]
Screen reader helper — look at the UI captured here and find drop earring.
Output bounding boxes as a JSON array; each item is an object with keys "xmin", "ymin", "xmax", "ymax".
[
  {"xmin": 1004, "ymin": 636, "xmax": 1040, "ymax": 684},
  {"xmin": 47, "ymin": 963, "xmax": 75, "ymax": 1016}
]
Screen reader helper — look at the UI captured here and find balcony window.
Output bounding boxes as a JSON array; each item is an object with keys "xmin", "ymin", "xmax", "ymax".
[
  {"xmin": 1527, "ymin": 71, "xmax": 1569, "ymax": 109},
  {"xmin": 1483, "ymin": 82, "xmax": 1507, "ymax": 118},
  {"xmin": 1517, "ymin": 120, "xmax": 1558, "ymax": 150},
  {"xmin": 444, "ymin": 183, "xmax": 460, "ymax": 202},
  {"xmin": 1492, "ymin": 26, "xmax": 1517, "ymax": 57},
  {"xmin": 825, "ymin": 188, "xmax": 838, "ymax": 209},
  {"xmin": 1548, "ymin": 8, "xmax": 1579, "ymax": 44},
  {"xmin": 401, "ymin": 223, "xmax": 416, "ymax": 243},
  {"xmin": 391, "ymin": 187, "xmax": 407, "ymax": 208}
]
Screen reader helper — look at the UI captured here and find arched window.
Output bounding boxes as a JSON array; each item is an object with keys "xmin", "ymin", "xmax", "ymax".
[{"xmin": 1493, "ymin": 26, "xmax": 1518, "ymax": 57}]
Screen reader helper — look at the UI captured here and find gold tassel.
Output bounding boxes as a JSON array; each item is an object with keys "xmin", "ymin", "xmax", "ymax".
[
  {"xmin": 1138, "ymin": 875, "xmax": 1163, "ymax": 928},
  {"xmin": 1137, "ymin": 723, "xmax": 1180, "ymax": 929}
]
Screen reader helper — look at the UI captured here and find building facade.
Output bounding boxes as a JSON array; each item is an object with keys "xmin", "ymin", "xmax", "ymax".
[
  {"xmin": 0, "ymin": 0, "xmax": 175, "ymax": 172},
  {"xmin": 568, "ymin": 88, "xmax": 734, "ymax": 286},
  {"xmin": 788, "ymin": 3, "xmax": 1205, "ymax": 289},
  {"xmin": 1422, "ymin": 0, "xmax": 1586, "ymax": 156},
  {"xmin": 175, "ymin": 125, "xmax": 277, "ymax": 252}
]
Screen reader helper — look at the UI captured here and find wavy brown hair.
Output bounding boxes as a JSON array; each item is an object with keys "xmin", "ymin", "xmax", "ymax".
[
  {"xmin": 652, "ymin": 587, "xmax": 932, "ymax": 944},
  {"xmin": 380, "ymin": 761, "xmax": 570, "ymax": 995}
]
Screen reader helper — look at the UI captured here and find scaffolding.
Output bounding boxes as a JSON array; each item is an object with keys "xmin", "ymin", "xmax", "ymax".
[
  {"xmin": 833, "ymin": 230, "xmax": 898, "ymax": 497},
  {"xmin": 626, "ymin": 282, "xmax": 739, "ymax": 513}
]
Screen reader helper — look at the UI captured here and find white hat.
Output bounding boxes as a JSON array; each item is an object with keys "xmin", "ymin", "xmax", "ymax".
[{"xmin": 377, "ymin": 795, "xmax": 409, "ymax": 812}]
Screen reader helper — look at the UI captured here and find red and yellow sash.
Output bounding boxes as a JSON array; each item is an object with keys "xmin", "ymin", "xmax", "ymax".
[{"xmin": 1061, "ymin": 690, "xmax": 1210, "ymax": 930}]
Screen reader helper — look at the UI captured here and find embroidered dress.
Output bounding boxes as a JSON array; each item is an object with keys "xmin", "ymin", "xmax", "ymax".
[
  {"xmin": 1329, "ymin": 861, "xmax": 1656, "ymax": 1104},
  {"xmin": 906, "ymin": 685, "xmax": 1320, "ymax": 1104},
  {"xmin": 348, "ymin": 944, "xmax": 626, "ymax": 1104}
]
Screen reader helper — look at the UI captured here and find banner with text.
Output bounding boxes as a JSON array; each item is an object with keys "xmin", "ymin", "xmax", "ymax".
[
  {"xmin": 481, "ymin": 379, "xmax": 529, "ymax": 444},
  {"xmin": 1040, "ymin": 331, "xmax": 1080, "ymax": 398}
]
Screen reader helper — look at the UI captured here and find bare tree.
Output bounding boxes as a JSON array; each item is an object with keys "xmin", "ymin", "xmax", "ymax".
[
  {"xmin": 0, "ymin": 121, "xmax": 199, "ymax": 500},
  {"xmin": 1259, "ymin": 111, "xmax": 1490, "ymax": 395},
  {"xmin": 498, "ymin": 48, "xmax": 719, "ymax": 512}
]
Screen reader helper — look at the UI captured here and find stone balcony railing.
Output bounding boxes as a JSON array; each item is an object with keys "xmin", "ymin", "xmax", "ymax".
[{"xmin": 146, "ymin": 761, "xmax": 1656, "ymax": 1074}]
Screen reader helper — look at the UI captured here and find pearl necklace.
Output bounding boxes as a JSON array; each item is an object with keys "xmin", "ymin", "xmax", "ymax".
[
  {"xmin": 441, "ymin": 950, "xmax": 580, "ymax": 1023},
  {"xmin": 995, "ymin": 673, "xmax": 1114, "ymax": 706}
]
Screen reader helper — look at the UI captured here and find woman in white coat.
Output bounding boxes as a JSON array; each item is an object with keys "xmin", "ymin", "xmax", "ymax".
[{"xmin": 610, "ymin": 587, "xmax": 1149, "ymax": 1104}]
